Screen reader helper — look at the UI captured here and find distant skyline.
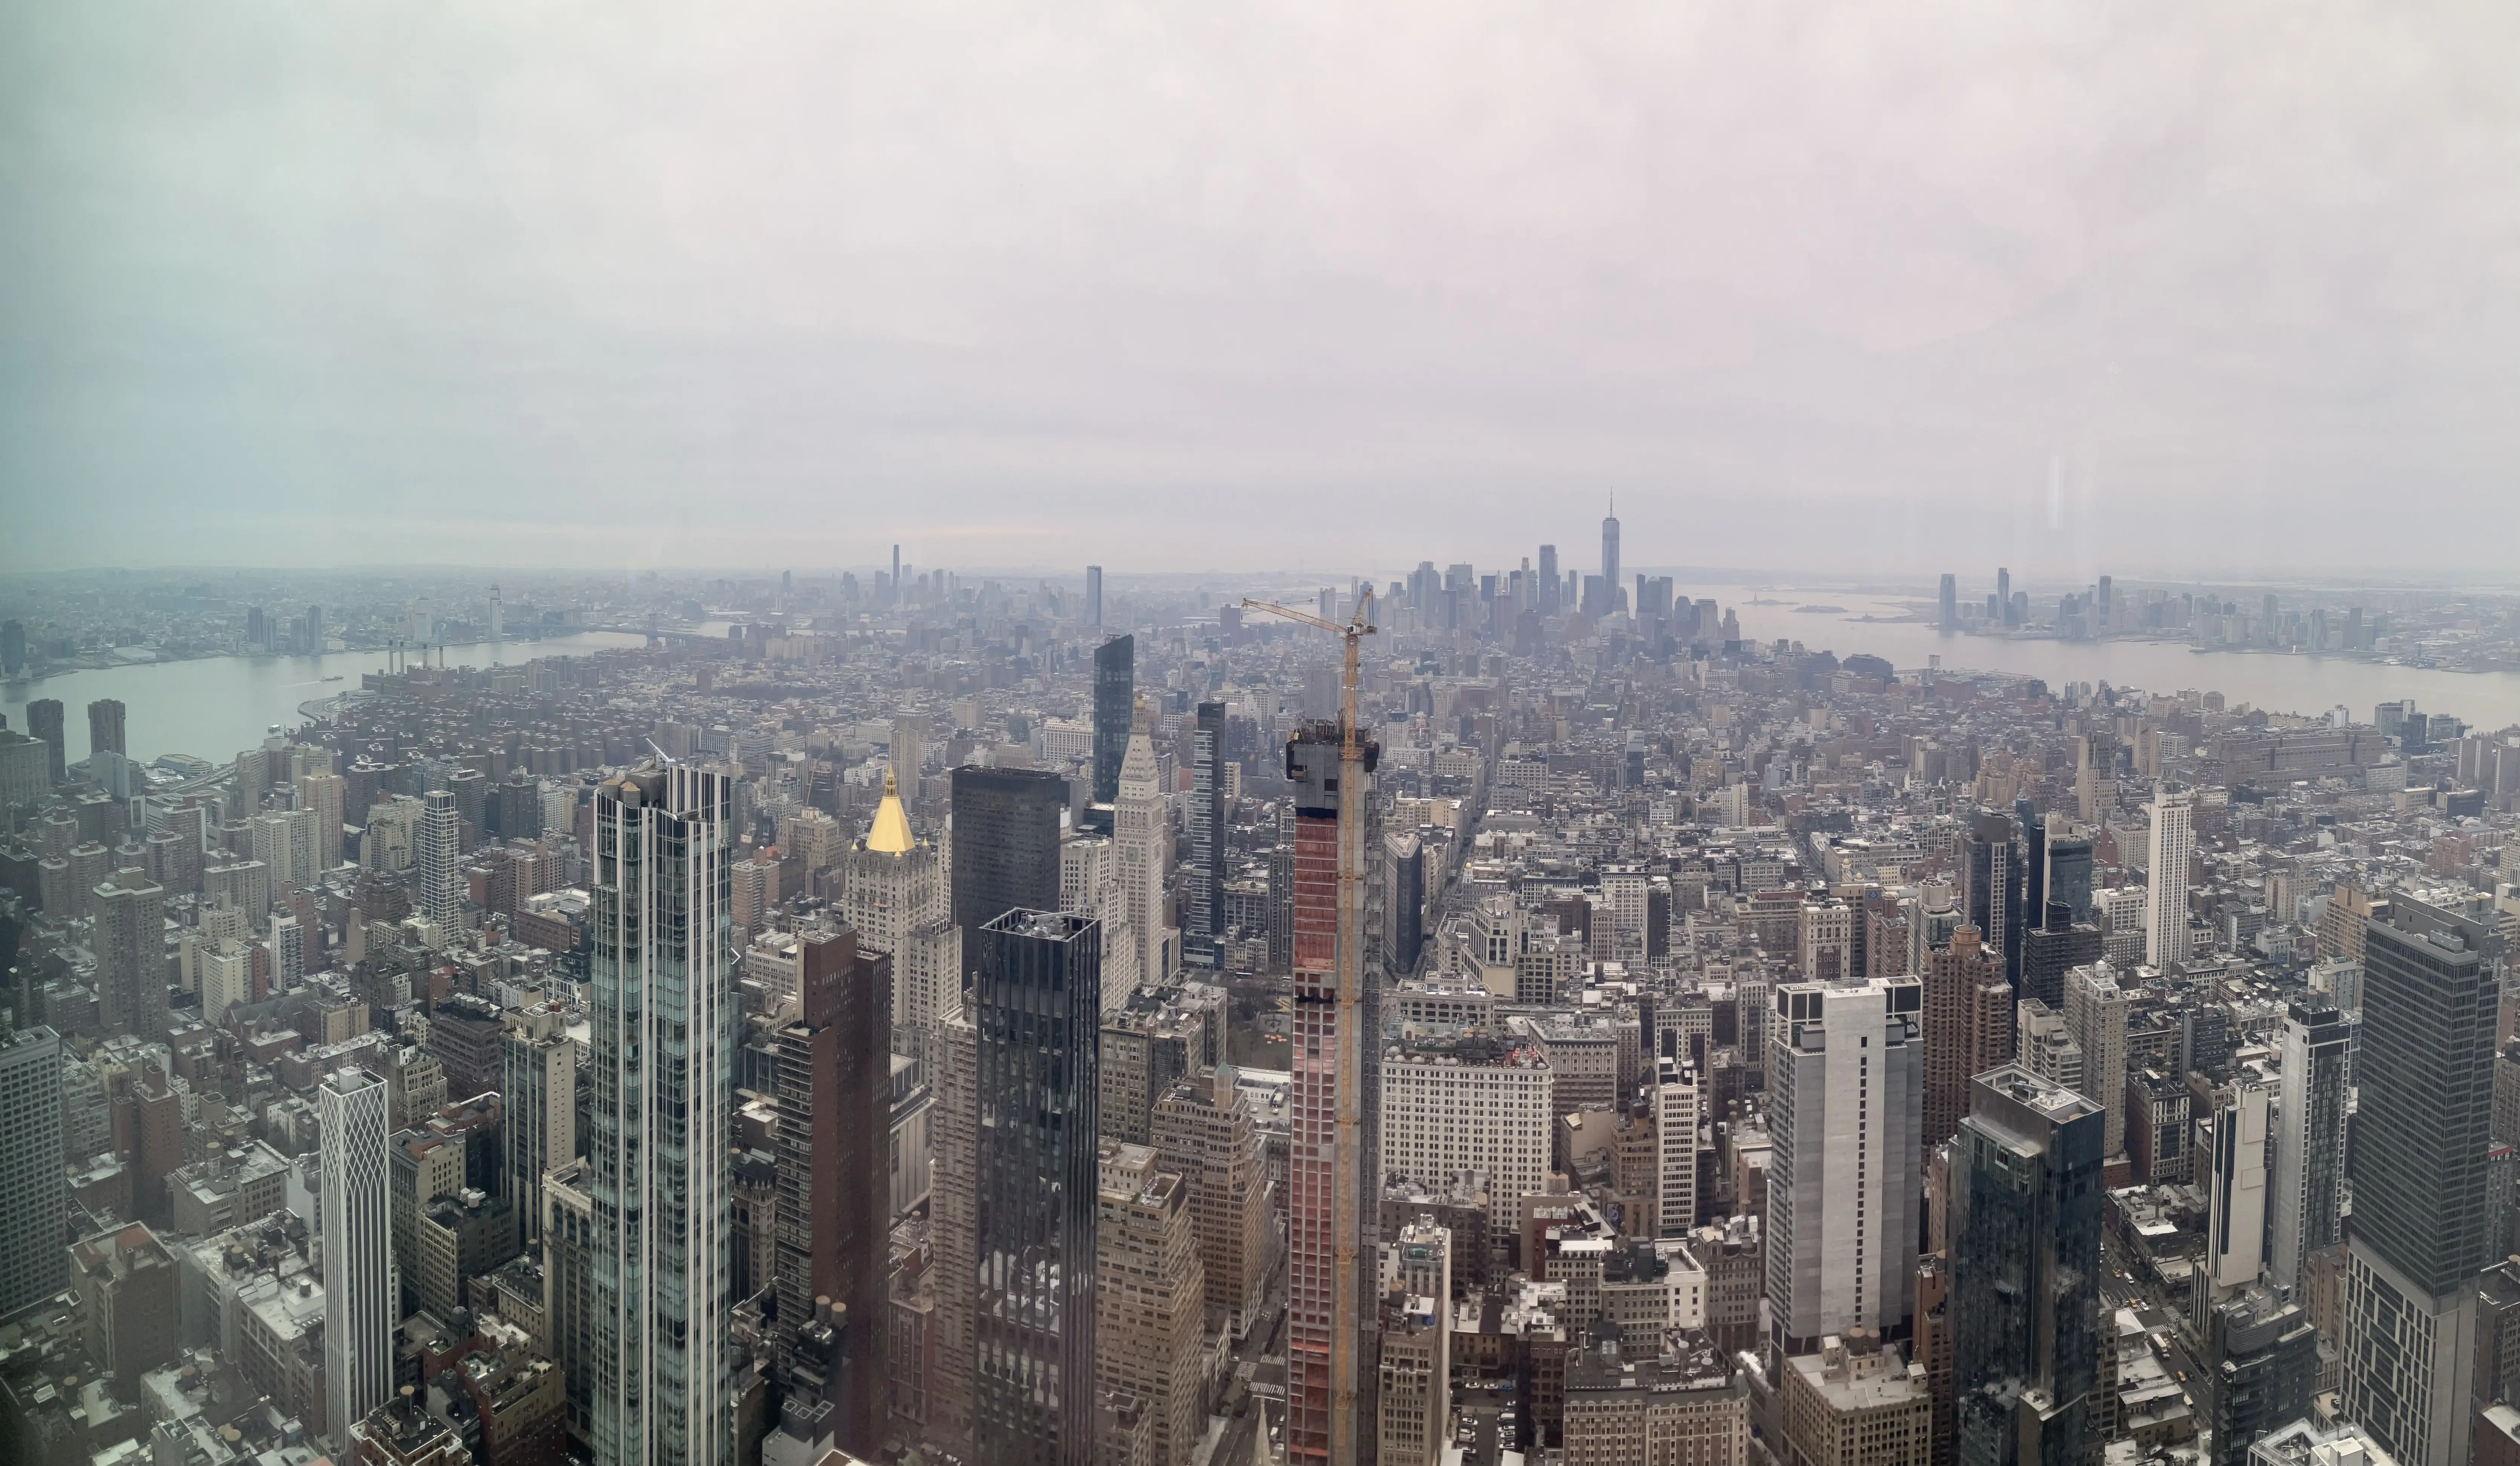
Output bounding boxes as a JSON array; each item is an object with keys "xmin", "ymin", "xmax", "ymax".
[{"xmin": 7, "ymin": 2, "xmax": 2518, "ymax": 575}]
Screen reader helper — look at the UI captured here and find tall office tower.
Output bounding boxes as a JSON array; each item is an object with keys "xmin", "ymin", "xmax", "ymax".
[
  {"xmin": 92, "ymin": 868, "xmax": 169, "ymax": 1038},
  {"xmin": 1923, "ymin": 926, "xmax": 2013, "ymax": 1149},
  {"xmin": 1091, "ymin": 634, "xmax": 1135, "ymax": 809},
  {"xmin": 1383, "ymin": 833, "xmax": 1425, "ymax": 978},
  {"xmin": 1116, "ymin": 713, "xmax": 1172, "ymax": 992},
  {"xmin": 501, "ymin": 998, "xmax": 576, "ymax": 1248},
  {"xmin": 1186, "ymin": 701, "xmax": 1226, "ymax": 968},
  {"xmin": 1950, "ymin": 1066, "xmax": 2103, "ymax": 1466},
  {"xmin": 929, "ymin": 1012, "xmax": 982, "ymax": 1449},
  {"xmin": 1959, "ymin": 812, "xmax": 2021, "ymax": 978},
  {"xmin": 2074, "ymin": 735, "xmax": 2117, "ymax": 824},
  {"xmin": 1767, "ymin": 976, "xmax": 1925, "ymax": 1355},
  {"xmin": 2020, "ymin": 901, "xmax": 2103, "ymax": 1011},
  {"xmin": 891, "ymin": 544, "xmax": 901, "ymax": 605},
  {"xmin": 1653, "ymin": 1054, "xmax": 1703, "ymax": 1237},
  {"xmin": 320, "ymin": 1067, "xmax": 394, "ymax": 1452},
  {"xmin": 27, "ymin": 698, "xmax": 66, "ymax": 785},
  {"xmin": 773, "ymin": 928, "xmax": 892, "ymax": 1454},
  {"xmin": 2194, "ymin": 1079, "xmax": 2272, "ymax": 1333},
  {"xmin": 1286, "ymin": 722, "xmax": 1382, "ymax": 1466},
  {"xmin": 891, "ymin": 713, "xmax": 924, "ymax": 795},
  {"xmin": 1538, "ymin": 544, "xmax": 1560, "ymax": 616},
  {"xmin": 2342, "ymin": 896, "xmax": 2503, "ymax": 1466},
  {"xmin": 1152, "ymin": 1070, "xmax": 1275, "ymax": 1341},
  {"xmin": 970, "ymin": 910, "xmax": 1101, "ymax": 1466},
  {"xmin": 2145, "ymin": 786, "xmax": 2193, "ymax": 968},
  {"xmin": 1085, "ymin": 565, "xmax": 1103, "ymax": 627},
  {"xmin": 297, "ymin": 770, "xmax": 346, "ymax": 873},
  {"xmin": 1095, "ymin": 1142, "xmax": 1206, "ymax": 1466},
  {"xmin": 1939, "ymin": 574, "xmax": 1959, "ymax": 630},
  {"xmin": 415, "ymin": 789, "xmax": 463, "ymax": 928},
  {"xmin": 840, "ymin": 768, "xmax": 950, "ymax": 1053},
  {"xmin": 1378, "ymin": 1219, "xmax": 1453, "ymax": 1466},
  {"xmin": 2043, "ymin": 832, "xmax": 2094, "ymax": 923},
  {"xmin": 0, "ymin": 1027, "xmax": 67, "ymax": 1316},
  {"xmin": 87, "ymin": 698, "xmax": 127, "ymax": 757},
  {"xmin": 590, "ymin": 764, "xmax": 739, "ymax": 1466},
  {"xmin": 2268, "ymin": 1001, "xmax": 2350, "ymax": 1291},
  {"xmin": 2062, "ymin": 963, "xmax": 2130, "ymax": 1159},
  {"xmin": 950, "ymin": 766, "xmax": 1066, "ymax": 989},
  {"xmin": 2014, "ymin": 799, "xmax": 2047, "ymax": 931},
  {"xmin": 1601, "ymin": 500, "xmax": 1621, "ymax": 610},
  {"xmin": 1266, "ymin": 844, "xmax": 1295, "ymax": 973},
  {"xmin": 0, "ymin": 618, "xmax": 21, "ymax": 675},
  {"xmin": 1995, "ymin": 566, "xmax": 2011, "ymax": 623}
]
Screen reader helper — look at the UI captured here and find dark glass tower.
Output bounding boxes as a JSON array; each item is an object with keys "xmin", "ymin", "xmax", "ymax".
[
  {"xmin": 2044, "ymin": 831, "xmax": 2095, "ymax": 923},
  {"xmin": 1953, "ymin": 1065, "xmax": 2104, "ymax": 1466},
  {"xmin": 1960, "ymin": 811, "xmax": 2021, "ymax": 978},
  {"xmin": 2021, "ymin": 901, "xmax": 2103, "ymax": 1012},
  {"xmin": 950, "ymin": 766, "xmax": 1066, "ymax": 988},
  {"xmin": 1091, "ymin": 635, "xmax": 1134, "ymax": 806},
  {"xmin": 1186, "ymin": 700, "xmax": 1226, "ymax": 967},
  {"xmin": 972, "ymin": 910, "xmax": 1101, "ymax": 1466},
  {"xmin": 2342, "ymin": 895, "xmax": 2503, "ymax": 1466}
]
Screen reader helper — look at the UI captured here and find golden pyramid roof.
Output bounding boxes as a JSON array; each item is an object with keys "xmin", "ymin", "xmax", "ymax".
[{"xmin": 865, "ymin": 768, "xmax": 916, "ymax": 854}]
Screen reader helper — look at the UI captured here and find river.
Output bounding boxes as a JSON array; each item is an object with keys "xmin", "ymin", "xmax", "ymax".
[
  {"xmin": 1684, "ymin": 585, "xmax": 2520, "ymax": 731},
  {"xmin": 1, "ymin": 633, "xmax": 648, "ymax": 767}
]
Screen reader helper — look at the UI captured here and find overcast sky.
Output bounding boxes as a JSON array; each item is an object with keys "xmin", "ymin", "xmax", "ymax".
[{"xmin": 5, "ymin": 1, "xmax": 2517, "ymax": 582}]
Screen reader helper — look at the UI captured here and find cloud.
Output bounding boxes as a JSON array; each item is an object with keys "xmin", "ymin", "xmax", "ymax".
[{"xmin": 3, "ymin": 0, "xmax": 2516, "ymax": 578}]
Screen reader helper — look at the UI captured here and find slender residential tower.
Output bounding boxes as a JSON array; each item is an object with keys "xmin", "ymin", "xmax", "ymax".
[
  {"xmin": 2145, "ymin": 787, "xmax": 2193, "ymax": 969},
  {"xmin": 1285, "ymin": 722, "xmax": 1382, "ymax": 1466},
  {"xmin": 590, "ymin": 764, "xmax": 739, "ymax": 1466},
  {"xmin": 1186, "ymin": 700, "xmax": 1227, "ymax": 967},
  {"xmin": 1601, "ymin": 499, "xmax": 1621, "ymax": 613},
  {"xmin": 321, "ymin": 1067, "xmax": 393, "ymax": 1450},
  {"xmin": 2267, "ymin": 1001, "xmax": 2349, "ymax": 1291}
]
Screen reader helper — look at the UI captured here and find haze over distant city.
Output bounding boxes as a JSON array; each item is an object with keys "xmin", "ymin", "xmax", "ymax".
[{"xmin": 8, "ymin": 1, "xmax": 2520, "ymax": 576}]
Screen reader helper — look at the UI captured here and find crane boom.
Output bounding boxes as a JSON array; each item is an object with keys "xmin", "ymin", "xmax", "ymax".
[{"xmin": 1239, "ymin": 591, "xmax": 1374, "ymax": 1466}]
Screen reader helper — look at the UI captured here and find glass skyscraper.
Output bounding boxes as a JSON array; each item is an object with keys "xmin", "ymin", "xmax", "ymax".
[
  {"xmin": 1091, "ymin": 634, "xmax": 1134, "ymax": 807},
  {"xmin": 972, "ymin": 909, "xmax": 1102, "ymax": 1466}
]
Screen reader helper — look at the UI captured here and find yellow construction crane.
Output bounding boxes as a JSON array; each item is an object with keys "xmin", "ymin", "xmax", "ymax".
[{"xmin": 1238, "ymin": 588, "xmax": 1374, "ymax": 1466}]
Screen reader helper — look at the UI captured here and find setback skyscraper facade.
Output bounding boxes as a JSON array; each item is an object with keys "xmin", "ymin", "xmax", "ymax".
[
  {"xmin": 1952, "ymin": 1066, "xmax": 2104, "ymax": 1466},
  {"xmin": 590, "ymin": 764, "xmax": 739, "ymax": 1466},
  {"xmin": 2342, "ymin": 895, "xmax": 2502, "ymax": 1466},
  {"xmin": 971, "ymin": 909, "xmax": 1102, "ymax": 1466}
]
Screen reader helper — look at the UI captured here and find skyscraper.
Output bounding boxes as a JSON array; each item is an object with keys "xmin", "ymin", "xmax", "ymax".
[
  {"xmin": 773, "ymin": 927, "xmax": 893, "ymax": 1455},
  {"xmin": 320, "ymin": 1067, "xmax": 394, "ymax": 1452},
  {"xmin": 2043, "ymin": 831, "xmax": 2095, "ymax": 924},
  {"xmin": 2194, "ymin": 1079, "xmax": 2272, "ymax": 1328},
  {"xmin": 1186, "ymin": 700, "xmax": 1226, "ymax": 968},
  {"xmin": 0, "ymin": 619, "xmax": 22, "ymax": 676},
  {"xmin": 501, "ymin": 998, "xmax": 576, "ymax": 1248},
  {"xmin": 1939, "ymin": 574, "xmax": 1959, "ymax": 631},
  {"xmin": 1767, "ymin": 976, "xmax": 1925, "ymax": 1355},
  {"xmin": 2267, "ymin": 1001, "xmax": 2349, "ymax": 1292},
  {"xmin": 2145, "ymin": 787, "xmax": 2193, "ymax": 969},
  {"xmin": 839, "ymin": 768, "xmax": 951, "ymax": 1058},
  {"xmin": 1538, "ymin": 544, "xmax": 1559, "ymax": 617},
  {"xmin": 1095, "ymin": 1142, "xmax": 1205, "ymax": 1466},
  {"xmin": 590, "ymin": 764, "xmax": 739, "ymax": 1466},
  {"xmin": 1091, "ymin": 634, "xmax": 1134, "ymax": 808},
  {"xmin": 1601, "ymin": 501, "xmax": 1621, "ymax": 613},
  {"xmin": 0, "ymin": 1027, "xmax": 67, "ymax": 1317},
  {"xmin": 1960, "ymin": 812, "xmax": 2021, "ymax": 980},
  {"xmin": 27, "ymin": 698, "xmax": 65, "ymax": 785},
  {"xmin": 2342, "ymin": 895, "xmax": 2502, "ymax": 1466},
  {"xmin": 1115, "ymin": 709, "xmax": 1171, "ymax": 993},
  {"xmin": 1923, "ymin": 925, "xmax": 2012, "ymax": 1149},
  {"xmin": 416, "ymin": 788, "xmax": 464, "ymax": 928},
  {"xmin": 971, "ymin": 910, "xmax": 1101, "ymax": 1466},
  {"xmin": 1951, "ymin": 1065, "xmax": 2104, "ymax": 1466},
  {"xmin": 948, "ymin": 765, "xmax": 1066, "ymax": 988},
  {"xmin": 1286, "ymin": 722, "xmax": 1382, "ymax": 1466},
  {"xmin": 2063, "ymin": 963, "xmax": 2130, "ymax": 1158},
  {"xmin": 93, "ymin": 868, "xmax": 169, "ymax": 1039},
  {"xmin": 1085, "ymin": 564, "xmax": 1103, "ymax": 627},
  {"xmin": 87, "ymin": 698, "xmax": 126, "ymax": 757},
  {"xmin": 297, "ymin": 769, "xmax": 346, "ymax": 873}
]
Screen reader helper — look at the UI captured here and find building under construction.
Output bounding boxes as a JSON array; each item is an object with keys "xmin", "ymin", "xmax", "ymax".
[{"xmin": 1284, "ymin": 720, "xmax": 1383, "ymax": 1466}]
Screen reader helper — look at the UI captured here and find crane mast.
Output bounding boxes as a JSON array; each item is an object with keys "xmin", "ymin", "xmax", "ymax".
[{"xmin": 1239, "ymin": 590, "xmax": 1374, "ymax": 1466}]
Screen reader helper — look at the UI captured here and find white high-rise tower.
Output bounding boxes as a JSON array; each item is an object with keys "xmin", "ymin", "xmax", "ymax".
[
  {"xmin": 320, "ymin": 1067, "xmax": 393, "ymax": 1449},
  {"xmin": 2145, "ymin": 785, "xmax": 2193, "ymax": 969},
  {"xmin": 590, "ymin": 764, "xmax": 738, "ymax": 1466},
  {"xmin": 1116, "ymin": 707, "xmax": 1173, "ymax": 995}
]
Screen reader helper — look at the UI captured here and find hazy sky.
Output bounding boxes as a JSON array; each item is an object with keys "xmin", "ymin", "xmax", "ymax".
[{"xmin": 6, "ymin": 2, "xmax": 2517, "ymax": 580}]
